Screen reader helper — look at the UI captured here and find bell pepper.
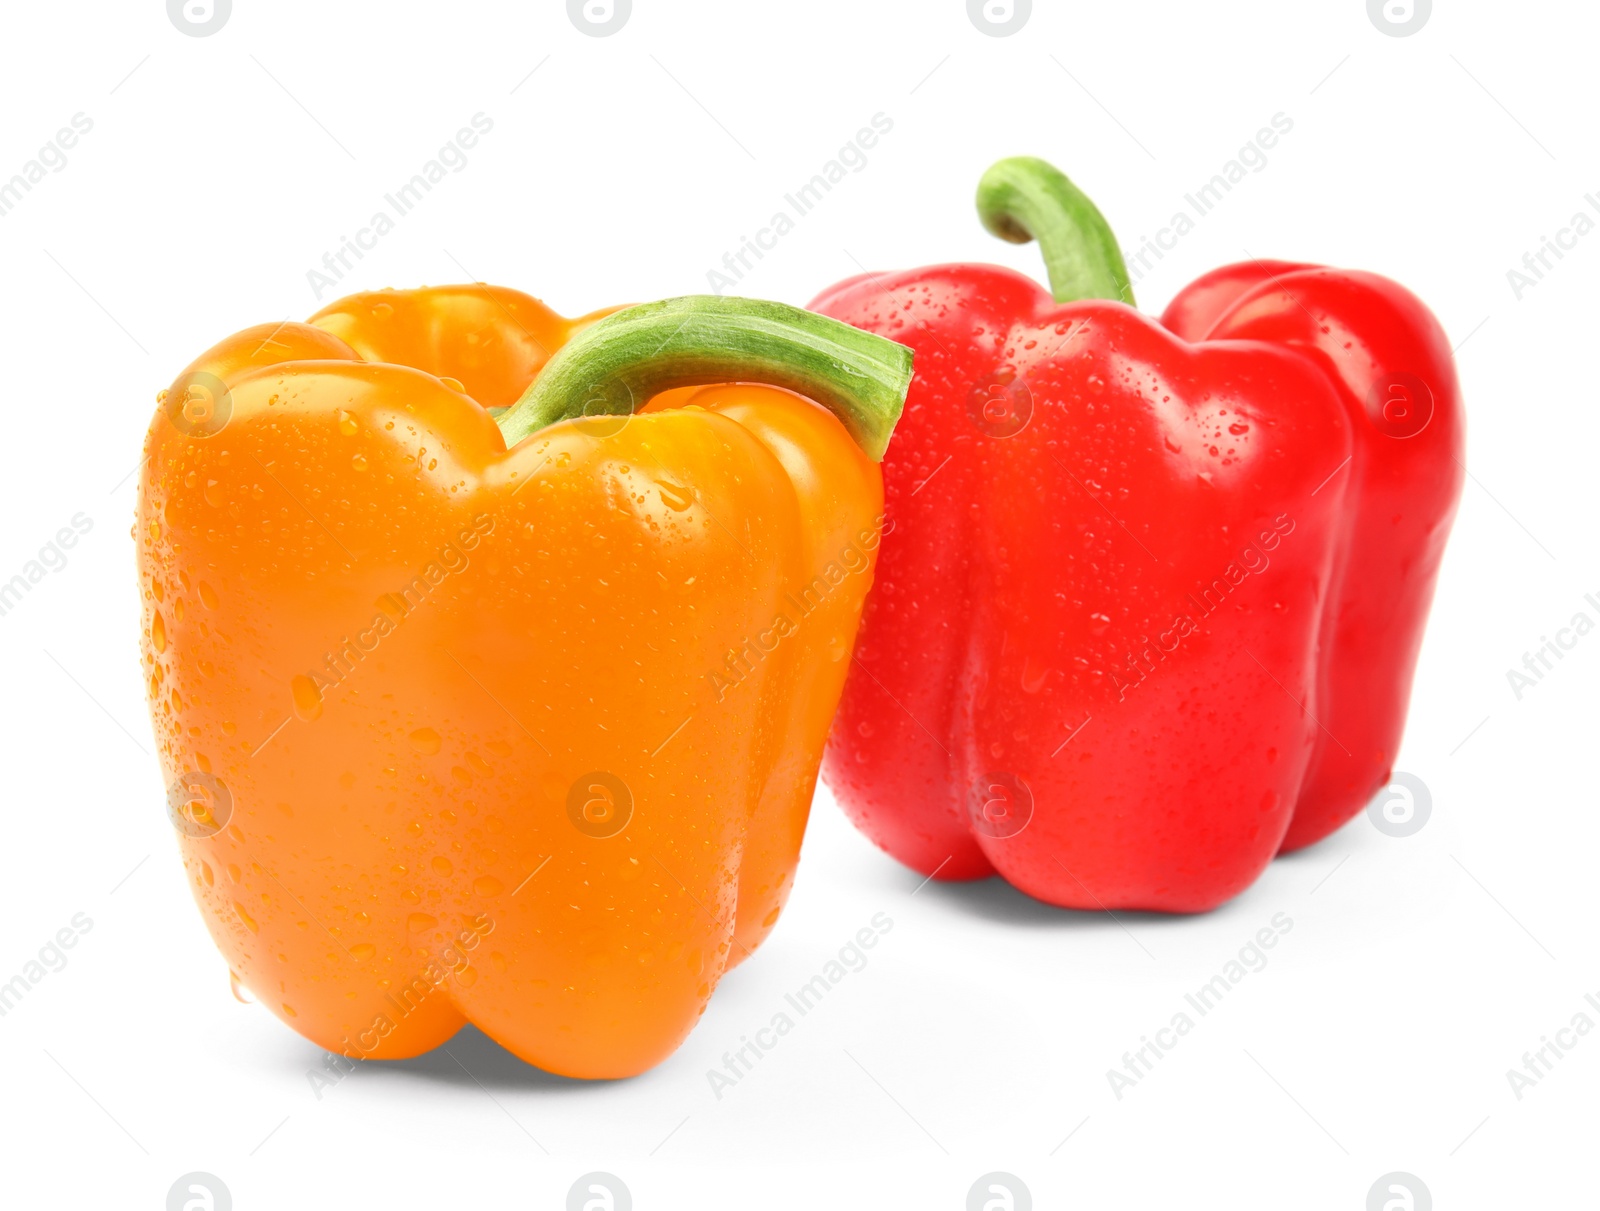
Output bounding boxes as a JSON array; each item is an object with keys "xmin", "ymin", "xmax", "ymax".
[
  {"xmin": 140, "ymin": 285, "xmax": 911, "ymax": 1078},
  {"xmin": 814, "ymin": 157, "xmax": 1462, "ymax": 912}
]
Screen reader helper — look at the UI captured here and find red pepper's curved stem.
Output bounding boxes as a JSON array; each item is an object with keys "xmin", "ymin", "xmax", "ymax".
[
  {"xmin": 496, "ymin": 296, "xmax": 913, "ymax": 460},
  {"xmin": 976, "ymin": 156, "xmax": 1135, "ymax": 307}
]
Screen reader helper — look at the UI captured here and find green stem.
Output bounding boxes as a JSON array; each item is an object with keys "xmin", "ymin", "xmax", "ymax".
[
  {"xmin": 496, "ymin": 296, "xmax": 913, "ymax": 461},
  {"xmin": 975, "ymin": 156, "xmax": 1135, "ymax": 307}
]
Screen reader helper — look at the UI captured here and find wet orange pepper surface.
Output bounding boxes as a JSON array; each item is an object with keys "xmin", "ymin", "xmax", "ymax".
[{"xmin": 139, "ymin": 285, "xmax": 911, "ymax": 1078}]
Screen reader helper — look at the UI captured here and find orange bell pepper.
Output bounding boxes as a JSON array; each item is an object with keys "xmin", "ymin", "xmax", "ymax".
[{"xmin": 140, "ymin": 286, "xmax": 911, "ymax": 1078}]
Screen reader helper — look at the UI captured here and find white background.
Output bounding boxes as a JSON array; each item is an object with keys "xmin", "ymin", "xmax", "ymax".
[{"xmin": 1, "ymin": 1, "xmax": 1594, "ymax": 1207}]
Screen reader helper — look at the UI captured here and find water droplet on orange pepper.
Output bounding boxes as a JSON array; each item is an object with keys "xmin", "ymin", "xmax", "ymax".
[
  {"xmin": 291, "ymin": 674, "xmax": 323, "ymax": 722},
  {"xmin": 656, "ymin": 481, "xmax": 694, "ymax": 511}
]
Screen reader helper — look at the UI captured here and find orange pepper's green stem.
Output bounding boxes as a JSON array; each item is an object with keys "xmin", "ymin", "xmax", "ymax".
[
  {"xmin": 497, "ymin": 295, "xmax": 914, "ymax": 460},
  {"xmin": 976, "ymin": 156, "xmax": 1135, "ymax": 307}
]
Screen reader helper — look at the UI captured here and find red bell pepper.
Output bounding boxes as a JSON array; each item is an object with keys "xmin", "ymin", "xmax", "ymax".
[{"xmin": 814, "ymin": 157, "xmax": 1462, "ymax": 911}]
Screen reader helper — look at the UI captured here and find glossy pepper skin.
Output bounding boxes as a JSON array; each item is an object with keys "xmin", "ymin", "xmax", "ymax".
[
  {"xmin": 140, "ymin": 286, "xmax": 909, "ymax": 1078},
  {"xmin": 1161, "ymin": 261, "xmax": 1463, "ymax": 851},
  {"xmin": 815, "ymin": 158, "xmax": 1461, "ymax": 911}
]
